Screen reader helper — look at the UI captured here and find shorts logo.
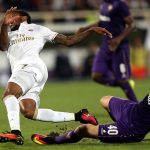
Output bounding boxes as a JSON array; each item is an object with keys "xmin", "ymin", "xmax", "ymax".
[
  {"xmin": 101, "ymin": 128, "xmax": 107, "ymax": 135},
  {"xmin": 119, "ymin": 63, "xmax": 126, "ymax": 78},
  {"xmin": 148, "ymin": 94, "xmax": 150, "ymax": 105}
]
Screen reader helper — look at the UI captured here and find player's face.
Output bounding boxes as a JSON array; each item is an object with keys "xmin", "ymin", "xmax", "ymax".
[{"xmin": 10, "ymin": 12, "xmax": 27, "ymax": 31}]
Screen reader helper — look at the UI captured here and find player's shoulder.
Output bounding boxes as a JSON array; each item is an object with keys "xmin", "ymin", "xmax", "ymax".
[
  {"xmin": 27, "ymin": 23, "xmax": 43, "ymax": 30},
  {"xmin": 30, "ymin": 23, "xmax": 51, "ymax": 32},
  {"xmin": 116, "ymin": 0, "xmax": 129, "ymax": 9},
  {"xmin": 118, "ymin": 0, "xmax": 128, "ymax": 5}
]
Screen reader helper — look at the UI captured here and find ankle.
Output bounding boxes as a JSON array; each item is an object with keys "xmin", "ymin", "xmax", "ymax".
[{"xmin": 11, "ymin": 130, "xmax": 22, "ymax": 136}]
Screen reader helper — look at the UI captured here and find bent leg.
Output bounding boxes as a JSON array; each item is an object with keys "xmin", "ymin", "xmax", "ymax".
[
  {"xmin": 100, "ymin": 96, "xmax": 135, "ymax": 121},
  {"xmin": 3, "ymin": 82, "xmax": 23, "ymax": 131},
  {"xmin": 54, "ymin": 124, "xmax": 99, "ymax": 144},
  {"xmin": 92, "ymin": 72, "xmax": 118, "ymax": 87},
  {"xmin": 112, "ymin": 46, "xmax": 137, "ymax": 102},
  {"xmin": 118, "ymin": 80, "xmax": 137, "ymax": 102},
  {"xmin": 92, "ymin": 49, "xmax": 118, "ymax": 87},
  {"xmin": 100, "ymin": 96, "xmax": 116, "ymax": 121},
  {"xmin": 32, "ymin": 124, "xmax": 99, "ymax": 144},
  {"xmin": 19, "ymin": 92, "xmax": 75, "ymax": 122},
  {"xmin": 3, "ymin": 70, "xmax": 37, "ymax": 133},
  {"xmin": 20, "ymin": 99, "xmax": 37, "ymax": 119},
  {"xmin": 35, "ymin": 109, "xmax": 75, "ymax": 122}
]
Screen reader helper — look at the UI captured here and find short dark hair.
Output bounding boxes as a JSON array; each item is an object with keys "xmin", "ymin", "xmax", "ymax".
[{"xmin": 16, "ymin": 10, "xmax": 32, "ymax": 24}]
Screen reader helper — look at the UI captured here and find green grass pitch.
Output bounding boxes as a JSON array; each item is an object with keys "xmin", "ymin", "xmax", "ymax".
[{"xmin": 0, "ymin": 79, "xmax": 150, "ymax": 150}]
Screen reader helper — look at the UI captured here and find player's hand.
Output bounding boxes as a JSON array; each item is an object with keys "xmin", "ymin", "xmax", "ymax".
[
  {"xmin": 109, "ymin": 37, "xmax": 121, "ymax": 52},
  {"xmin": 2, "ymin": 7, "xmax": 22, "ymax": 26},
  {"xmin": 90, "ymin": 27, "xmax": 112, "ymax": 38}
]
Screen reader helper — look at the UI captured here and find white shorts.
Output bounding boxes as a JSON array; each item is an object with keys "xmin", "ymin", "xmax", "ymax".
[{"xmin": 8, "ymin": 63, "xmax": 48, "ymax": 107}]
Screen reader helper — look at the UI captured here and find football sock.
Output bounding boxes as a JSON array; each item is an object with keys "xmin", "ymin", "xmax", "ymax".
[
  {"xmin": 36, "ymin": 109, "xmax": 75, "ymax": 122},
  {"xmin": 54, "ymin": 130, "xmax": 81, "ymax": 144},
  {"xmin": 4, "ymin": 95, "xmax": 20, "ymax": 131},
  {"xmin": 120, "ymin": 81, "xmax": 137, "ymax": 102},
  {"xmin": 42, "ymin": 130, "xmax": 81, "ymax": 144},
  {"xmin": 98, "ymin": 75, "xmax": 137, "ymax": 102}
]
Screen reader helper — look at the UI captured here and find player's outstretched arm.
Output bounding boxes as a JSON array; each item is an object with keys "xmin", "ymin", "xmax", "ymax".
[
  {"xmin": 77, "ymin": 22, "xmax": 99, "ymax": 33},
  {"xmin": 54, "ymin": 27, "xmax": 112, "ymax": 47}
]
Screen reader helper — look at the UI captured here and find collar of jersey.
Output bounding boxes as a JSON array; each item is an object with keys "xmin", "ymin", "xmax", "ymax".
[{"xmin": 19, "ymin": 21, "xmax": 28, "ymax": 31}]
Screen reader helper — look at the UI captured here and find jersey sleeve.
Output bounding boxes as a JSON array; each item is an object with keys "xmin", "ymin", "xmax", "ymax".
[
  {"xmin": 118, "ymin": 1, "xmax": 131, "ymax": 18},
  {"xmin": 40, "ymin": 26, "xmax": 58, "ymax": 42}
]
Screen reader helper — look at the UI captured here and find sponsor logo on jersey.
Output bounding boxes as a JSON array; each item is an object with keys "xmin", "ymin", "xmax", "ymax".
[{"xmin": 9, "ymin": 34, "xmax": 35, "ymax": 47}]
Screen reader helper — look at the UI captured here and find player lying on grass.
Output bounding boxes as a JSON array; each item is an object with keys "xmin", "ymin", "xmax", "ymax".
[
  {"xmin": 32, "ymin": 94, "xmax": 150, "ymax": 144},
  {"xmin": 0, "ymin": 7, "xmax": 111, "ymax": 145}
]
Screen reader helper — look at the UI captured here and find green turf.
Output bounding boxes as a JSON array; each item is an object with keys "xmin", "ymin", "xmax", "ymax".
[{"xmin": 0, "ymin": 79, "xmax": 150, "ymax": 150}]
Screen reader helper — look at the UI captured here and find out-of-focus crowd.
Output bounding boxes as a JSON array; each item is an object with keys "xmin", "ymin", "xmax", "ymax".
[{"xmin": 0, "ymin": 0, "xmax": 149, "ymax": 11}]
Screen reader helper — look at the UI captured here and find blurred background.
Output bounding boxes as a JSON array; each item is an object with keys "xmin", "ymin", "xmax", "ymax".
[{"xmin": 0, "ymin": 0, "xmax": 150, "ymax": 86}]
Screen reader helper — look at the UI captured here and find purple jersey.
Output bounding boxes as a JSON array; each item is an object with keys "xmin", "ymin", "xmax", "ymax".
[
  {"xmin": 99, "ymin": 0, "xmax": 130, "ymax": 46},
  {"xmin": 98, "ymin": 95, "xmax": 150, "ymax": 143}
]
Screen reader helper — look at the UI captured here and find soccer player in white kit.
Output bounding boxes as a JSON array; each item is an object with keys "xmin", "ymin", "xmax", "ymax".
[{"xmin": 0, "ymin": 7, "xmax": 112, "ymax": 145}]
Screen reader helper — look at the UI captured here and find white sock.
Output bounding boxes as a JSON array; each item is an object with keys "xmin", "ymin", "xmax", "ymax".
[
  {"xmin": 4, "ymin": 95, "xmax": 20, "ymax": 131},
  {"xmin": 36, "ymin": 109, "xmax": 75, "ymax": 122}
]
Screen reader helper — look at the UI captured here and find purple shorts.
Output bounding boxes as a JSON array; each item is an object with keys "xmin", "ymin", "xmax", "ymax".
[
  {"xmin": 92, "ymin": 44, "xmax": 131, "ymax": 80},
  {"xmin": 98, "ymin": 97, "xmax": 145, "ymax": 143}
]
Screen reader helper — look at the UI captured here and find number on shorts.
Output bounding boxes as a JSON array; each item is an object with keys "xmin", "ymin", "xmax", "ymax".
[{"xmin": 107, "ymin": 125, "xmax": 118, "ymax": 135}]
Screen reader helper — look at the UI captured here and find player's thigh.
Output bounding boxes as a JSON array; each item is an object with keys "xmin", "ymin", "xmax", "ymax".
[
  {"xmin": 100, "ymin": 96, "xmax": 113, "ymax": 111},
  {"xmin": 98, "ymin": 123, "xmax": 143, "ymax": 143},
  {"xmin": 112, "ymin": 45, "xmax": 131, "ymax": 80},
  {"xmin": 109, "ymin": 97, "xmax": 131, "ymax": 121},
  {"xmin": 3, "ymin": 82, "xmax": 23, "ymax": 99},
  {"xmin": 92, "ymin": 49, "xmax": 109, "ymax": 74},
  {"xmin": 8, "ymin": 71, "xmax": 36, "ymax": 95}
]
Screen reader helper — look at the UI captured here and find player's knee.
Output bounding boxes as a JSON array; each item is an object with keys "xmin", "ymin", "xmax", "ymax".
[
  {"xmin": 20, "ymin": 99, "xmax": 36, "ymax": 119},
  {"xmin": 100, "ymin": 96, "xmax": 112, "ymax": 109},
  {"xmin": 2, "ymin": 82, "xmax": 23, "ymax": 100},
  {"xmin": 2, "ymin": 89, "xmax": 22, "ymax": 100},
  {"xmin": 92, "ymin": 73, "xmax": 102, "ymax": 82},
  {"xmin": 117, "ymin": 79, "xmax": 127, "ymax": 85},
  {"xmin": 76, "ymin": 124, "xmax": 91, "ymax": 135},
  {"xmin": 21, "ymin": 108, "xmax": 35, "ymax": 119}
]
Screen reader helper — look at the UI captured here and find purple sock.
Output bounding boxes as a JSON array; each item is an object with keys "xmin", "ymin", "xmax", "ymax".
[
  {"xmin": 120, "ymin": 81, "xmax": 137, "ymax": 102},
  {"xmin": 54, "ymin": 130, "xmax": 82, "ymax": 144},
  {"xmin": 98, "ymin": 76, "xmax": 137, "ymax": 102}
]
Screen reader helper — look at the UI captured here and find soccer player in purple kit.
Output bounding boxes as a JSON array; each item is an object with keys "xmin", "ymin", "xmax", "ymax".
[
  {"xmin": 32, "ymin": 94, "xmax": 150, "ymax": 144},
  {"xmin": 78, "ymin": 0, "xmax": 137, "ymax": 102}
]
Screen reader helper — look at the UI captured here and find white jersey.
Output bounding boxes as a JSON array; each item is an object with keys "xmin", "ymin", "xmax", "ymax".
[{"xmin": 7, "ymin": 22, "xmax": 58, "ymax": 72}]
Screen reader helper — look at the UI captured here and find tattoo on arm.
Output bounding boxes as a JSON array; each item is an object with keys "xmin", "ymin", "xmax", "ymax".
[{"xmin": 54, "ymin": 30, "xmax": 92, "ymax": 47}]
